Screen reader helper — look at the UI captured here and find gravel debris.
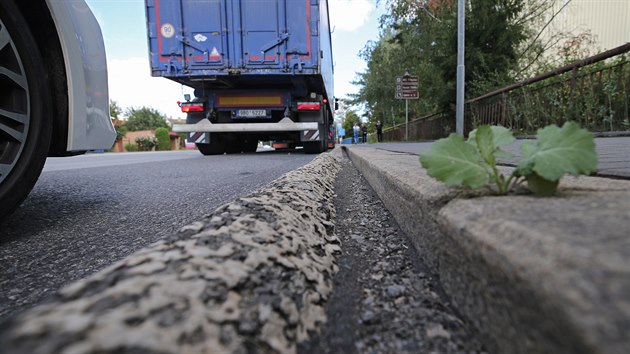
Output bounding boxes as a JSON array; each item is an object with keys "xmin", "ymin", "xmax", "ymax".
[{"xmin": 300, "ymin": 153, "xmax": 486, "ymax": 354}]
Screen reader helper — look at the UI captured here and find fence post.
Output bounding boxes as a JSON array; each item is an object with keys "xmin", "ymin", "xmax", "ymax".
[{"xmin": 501, "ymin": 92, "xmax": 508, "ymax": 127}]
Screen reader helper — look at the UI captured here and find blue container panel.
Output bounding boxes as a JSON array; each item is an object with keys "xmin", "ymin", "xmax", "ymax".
[
  {"xmin": 182, "ymin": 1, "xmax": 228, "ymax": 67},
  {"xmin": 318, "ymin": 0, "xmax": 334, "ymax": 108},
  {"xmin": 147, "ymin": 0, "xmax": 322, "ymax": 74},
  {"xmin": 146, "ymin": 0, "xmax": 333, "ymax": 107},
  {"xmin": 240, "ymin": 0, "xmax": 285, "ymax": 67},
  {"xmin": 146, "ymin": 0, "xmax": 185, "ymax": 71}
]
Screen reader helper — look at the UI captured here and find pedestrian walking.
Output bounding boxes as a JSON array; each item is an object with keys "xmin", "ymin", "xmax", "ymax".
[
  {"xmin": 375, "ymin": 120, "xmax": 383, "ymax": 142},
  {"xmin": 361, "ymin": 123, "xmax": 368, "ymax": 144},
  {"xmin": 353, "ymin": 123, "xmax": 360, "ymax": 144}
]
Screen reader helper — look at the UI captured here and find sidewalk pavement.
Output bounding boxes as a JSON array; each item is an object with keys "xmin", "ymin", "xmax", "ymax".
[
  {"xmin": 343, "ymin": 144, "xmax": 630, "ymax": 354},
  {"xmin": 370, "ymin": 136, "xmax": 630, "ymax": 178}
]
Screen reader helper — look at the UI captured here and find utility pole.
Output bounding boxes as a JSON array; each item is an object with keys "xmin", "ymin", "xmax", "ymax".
[
  {"xmin": 456, "ymin": 0, "xmax": 465, "ymax": 135},
  {"xmin": 405, "ymin": 99, "xmax": 409, "ymax": 141}
]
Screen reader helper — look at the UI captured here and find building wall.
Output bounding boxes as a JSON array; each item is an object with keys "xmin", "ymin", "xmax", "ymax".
[
  {"xmin": 117, "ymin": 130, "xmax": 181, "ymax": 152},
  {"xmin": 545, "ymin": 0, "xmax": 630, "ymax": 52}
]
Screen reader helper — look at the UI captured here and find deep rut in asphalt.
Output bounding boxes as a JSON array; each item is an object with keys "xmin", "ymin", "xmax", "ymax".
[{"xmin": 300, "ymin": 152, "xmax": 486, "ymax": 354}]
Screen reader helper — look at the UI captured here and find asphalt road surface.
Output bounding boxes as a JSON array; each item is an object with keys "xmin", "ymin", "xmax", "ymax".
[{"xmin": 0, "ymin": 149, "xmax": 315, "ymax": 324}]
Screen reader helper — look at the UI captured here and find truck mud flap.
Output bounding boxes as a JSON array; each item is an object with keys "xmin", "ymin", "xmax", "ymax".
[
  {"xmin": 189, "ymin": 132, "xmax": 209, "ymax": 144},
  {"xmin": 302, "ymin": 129, "xmax": 321, "ymax": 142}
]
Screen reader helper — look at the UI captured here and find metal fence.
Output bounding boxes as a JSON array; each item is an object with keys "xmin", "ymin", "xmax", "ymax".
[
  {"xmin": 383, "ymin": 43, "xmax": 630, "ymax": 140},
  {"xmin": 383, "ymin": 113, "xmax": 452, "ymax": 141},
  {"xmin": 467, "ymin": 43, "xmax": 630, "ymax": 135}
]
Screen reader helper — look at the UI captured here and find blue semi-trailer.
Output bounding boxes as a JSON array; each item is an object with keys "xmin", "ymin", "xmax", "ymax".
[{"xmin": 145, "ymin": 0, "xmax": 336, "ymax": 154}]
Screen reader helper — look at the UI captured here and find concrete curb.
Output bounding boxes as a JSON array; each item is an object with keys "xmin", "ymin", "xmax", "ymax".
[
  {"xmin": 0, "ymin": 151, "xmax": 342, "ymax": 354},
  {"xmin": 343, "ymin": 145, "xmax": 630, "ymax": 354}
]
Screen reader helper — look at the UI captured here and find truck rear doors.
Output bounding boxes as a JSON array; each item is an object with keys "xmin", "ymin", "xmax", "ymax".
[{"xmin": 146, "ymin": 0, "xmax": 315, "ymax": 75}]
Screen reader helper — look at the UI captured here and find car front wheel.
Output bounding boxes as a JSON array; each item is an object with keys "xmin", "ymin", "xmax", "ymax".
[{"xmin": 0, "ymin": 0, "xmax": 52, "ymax": 220}]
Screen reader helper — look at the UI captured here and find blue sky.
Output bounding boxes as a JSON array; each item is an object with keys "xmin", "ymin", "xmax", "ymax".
[{"xmin": 85, "ymin": 0, "xmax": 385, "ymax": 119}]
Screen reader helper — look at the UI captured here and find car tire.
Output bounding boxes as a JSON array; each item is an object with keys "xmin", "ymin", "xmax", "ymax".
[{"xmin": 0, "ymin": 0, "xmax": 52, "ymax": 220}]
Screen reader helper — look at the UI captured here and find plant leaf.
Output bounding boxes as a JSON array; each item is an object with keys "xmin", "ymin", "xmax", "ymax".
[
  {"xmin": 468, "ymin": 125, "xmax": 515, "ymax": 159},
  {"xmin": 491, "ymin": 125, "xmax": 516, "ymax": 147},
  {"xmin": 514, "ymin": 140, "xmax": 537, "ymax": 176},
  {"xmin": 475, "ymin": 125, "xmax": 496, "ymax": 165},
  {"xmin": 420, "ymin": 133, "xmax": 488, "ymax": 188},
  {"xmin": 516, "ymin": 122, "xmax": 597, "ymax": 181}
]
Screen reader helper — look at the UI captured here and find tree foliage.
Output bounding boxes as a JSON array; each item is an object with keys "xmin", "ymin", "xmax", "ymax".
[
  {"xmin": 155, "ymin": 127, "xmax": 171, "ymax": 151},
  {"xmin": 351, "ymin": 0, "xmax": 573, "ymax": 129},
  {"xmin": 135, "ymin": 136, "xmax": 158, "ymax": 151},
  {"xmin": 110, "ymin": 100, "xmax": 127, "ymax": 142},
  {"xmin": 126, "ymin": 107, "xmax": 169, "ymax": 131},
  {"xmin": 114, "ymin": 124, "xmax": 128, "ymax": 142},
  {"xmin": 341, "ymin": 109, "xmax": 360, "ymax": 139},
  {"xmin": 109, "ymin": 99, "xmax": 123, "ymax": 118}
]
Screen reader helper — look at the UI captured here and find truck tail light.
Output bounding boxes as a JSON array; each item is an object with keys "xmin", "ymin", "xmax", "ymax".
[
  {"xmin": 178, "ymin": 102, "xmax": 205, "ymax": 113},
  {"xmin": 297, "ymin": 102, "xmax": 321, "ymax": 111}
]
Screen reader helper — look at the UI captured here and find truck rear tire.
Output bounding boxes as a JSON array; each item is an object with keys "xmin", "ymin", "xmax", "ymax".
[
  {"xmin": 303, "ymin": 124, "xmax": 326, "ymax": 154},
  {"xmin": 243, "ymin": 135, "xmax": 258, "ymax": 153},
  {"xmin": 196, "ymin": 133, "xmax": 224, "ymax": 155},
  {"xmin": 303, "ymin": 139, "xmax": 324, "ymax": 154},
  {"xmin": 197, "ymin": 143, "xmax": 223, "ymax": 155},
  {"xmin": 0, "ymin": 1, "xmax": 53, "ymax": 220},
  {"xmin": 223, "ymin": 133, "xmax": 244, "ymax": 154}
]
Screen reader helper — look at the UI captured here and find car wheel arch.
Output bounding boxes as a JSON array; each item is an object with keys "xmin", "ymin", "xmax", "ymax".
[{"xmin": 14, "ymin": 0, "xmax": 70, "ymax": 156}]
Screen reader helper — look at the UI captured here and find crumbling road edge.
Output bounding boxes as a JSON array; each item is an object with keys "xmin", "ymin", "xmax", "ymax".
[{"xmin": 0, "ymin": 151, "xmax": 342, "ymax": 354}]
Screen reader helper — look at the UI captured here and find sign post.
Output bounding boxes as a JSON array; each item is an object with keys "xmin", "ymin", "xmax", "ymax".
[
  {"xmin": 456, "ymin": 0, "xmax": 465, "ymax": 135},
  {"xmin": 395, "ymin": 72, "xmax": 419, "ymax": 141},
  {"xmin": 406, "ymin": 99, "xmax": 409, "ymax": 141}
]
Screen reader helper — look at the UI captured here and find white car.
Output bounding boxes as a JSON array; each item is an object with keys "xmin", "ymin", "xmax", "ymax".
[{"xmin": 0, "ymin": 0, "xmax": 115, "ymax": 219}]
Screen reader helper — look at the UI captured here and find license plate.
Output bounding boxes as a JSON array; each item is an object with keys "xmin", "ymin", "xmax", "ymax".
[{"xmin": 237, "ymin": 109, "xmax": 266, "ymax": 118}]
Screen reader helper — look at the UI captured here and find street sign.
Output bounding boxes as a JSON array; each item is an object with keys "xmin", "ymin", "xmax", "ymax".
[
  {"xmin": 395, "ymin": 73, "xmax": 419, "ymax": 100},
  {"xmin": 396, "ymin": 72, "xmax": 419, "ymax": 141},
  {"xmin": 395, "ymin": 91, "xmax": 419, "ymax": 99},
  {"xmin": 397, "ymin": 76, "xmax": 419, "ymax": 84}
]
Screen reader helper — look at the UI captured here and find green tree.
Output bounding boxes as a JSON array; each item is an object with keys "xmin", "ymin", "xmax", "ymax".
[
  {"xmin": 110, "ymin": 100, "xmax": 127, "ymax": 142},
  {"xmin": 135, "ymin": 136, "xmax": 157, "ymax": 151},
  {"xmin": 353, "ymin": 0, "xmax": 564, "ymax": 125},
  {"xmin": 155, "ymin": 127, "xmax": 171, "ymax": 151},
  {"xmin": 126, "ymin": 107, "xmax": 168, "ymax": 131},
  {"xmin": 109, "ymin": 99, "xmax": 123, "ymax": 118},
  {"xmin": 114, "ymin": 124, "xmax": 128, "ymax": 142},
  {"xmin": 340, "ymin": 109, "xmax": 360, "ymax": 139}
]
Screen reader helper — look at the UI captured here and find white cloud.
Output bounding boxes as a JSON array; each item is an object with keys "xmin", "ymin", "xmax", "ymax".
[
  {"xmin": 107, "ymin": 57, "xmax": 193, "ymax": 119},
  {"xmin": 329, "ymin": 0, "xmax": 374, "ymax": 32}
]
